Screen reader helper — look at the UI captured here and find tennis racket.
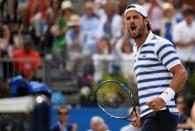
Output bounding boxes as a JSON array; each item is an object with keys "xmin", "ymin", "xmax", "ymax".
[{"xmin": 96, "ymin": 80, "xmax": 138, "ymax": 122}]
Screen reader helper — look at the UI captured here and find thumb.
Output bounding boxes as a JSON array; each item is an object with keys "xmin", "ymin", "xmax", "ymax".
[{"xmin": 146, "ymin": 99, "xmax": 153, "ymax": 106}]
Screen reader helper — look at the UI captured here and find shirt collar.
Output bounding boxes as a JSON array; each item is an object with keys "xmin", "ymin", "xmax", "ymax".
[
  {"xmin": 144, "ymin": 31, "xmax": 154, "ymax": 45},
  {"xmin": 133, "ymin": 31, "xmax": 154, "ymax": 53}
]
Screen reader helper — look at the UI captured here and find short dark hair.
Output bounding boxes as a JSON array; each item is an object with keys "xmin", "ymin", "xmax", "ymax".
[
  {"xmin": 58, "ymin": 105, "xmax": 69, "ymax": 112},
  {"xmin": 146, "ymin": 22, "xmax": 151, "ymax": 31},
  {"xmin": 182, "ymin": 7, "xmax": 194, "ymax": 16},
  {"xmin": 143, "ymin": 16, "xmax": 151, "ymax": 31},
  {"xmin": 57, "ymin": 105, "xmax": 70, "ymax": 115}
]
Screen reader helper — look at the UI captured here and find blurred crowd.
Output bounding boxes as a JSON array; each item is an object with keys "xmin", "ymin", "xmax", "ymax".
[
  {"xmin": 1, "ymin": 0, "xmax": 195, "ymax": 81},
  {"xmin": 0, "ymin": 0, "xmax": 195, "ymax": 130}
]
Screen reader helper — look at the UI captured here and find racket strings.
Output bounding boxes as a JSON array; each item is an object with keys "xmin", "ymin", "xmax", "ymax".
[{"xmin": 96, "ymin": 82, "xmax": 134, "ymax": 119}]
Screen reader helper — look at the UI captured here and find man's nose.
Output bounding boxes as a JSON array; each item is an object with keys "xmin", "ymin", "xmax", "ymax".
[
  {"xmin": 130, "ymin": 20, "xmax": 135, "ymax": 25},
  {"xmin": 128, "ymin": 18, "xmax": 134, "ymax": 23}
]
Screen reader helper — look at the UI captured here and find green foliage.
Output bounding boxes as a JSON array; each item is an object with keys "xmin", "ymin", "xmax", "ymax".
[
  {"xmin": 101, "ymin": 73, "xmax": 128, "ymax": 85},
  {"xmin": 185, "ymin": 75, "xmax": 195, "ymax": 99},
  {"xmin": 0, "ymin": 82, "xmax": 10, "ymax": 98},
  {"xmin": 100, "ymin": 73, "xmax": 139, "ymax": 105}
]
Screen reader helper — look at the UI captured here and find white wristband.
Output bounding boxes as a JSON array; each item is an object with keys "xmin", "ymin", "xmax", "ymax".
[{"xmin": 159, "ymin": 88, "xmax": 175, "ymax": 104}]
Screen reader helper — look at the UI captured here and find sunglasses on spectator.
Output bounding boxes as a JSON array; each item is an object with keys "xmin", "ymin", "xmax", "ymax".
[{"xmin": 58, "ymin": 111, "xmax": 69, "ymax": 115}]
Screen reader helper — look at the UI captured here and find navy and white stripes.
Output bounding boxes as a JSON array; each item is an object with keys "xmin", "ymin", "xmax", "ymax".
[{"xmin": 133, "ymin": 32, "xmax": 181, "ymax": 117}]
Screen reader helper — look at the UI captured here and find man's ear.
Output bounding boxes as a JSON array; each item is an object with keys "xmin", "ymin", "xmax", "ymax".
[{"xmin": 144, "ymin": 18, "xmax": 149, "ymax": 25}]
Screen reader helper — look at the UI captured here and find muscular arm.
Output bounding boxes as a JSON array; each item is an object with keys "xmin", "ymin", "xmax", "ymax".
[
  {"xmin": 169, "ymin": 64, "xmax": 188, "ymax": 93},
  {"xmin": 147, "ymin": 64, "xmax": 188, "ymax": 111}
]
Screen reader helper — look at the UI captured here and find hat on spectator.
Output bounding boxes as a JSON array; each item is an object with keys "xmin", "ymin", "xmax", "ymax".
[
  {"xmin": 61, "ymin": 1, "xmax": 73, "ymax": 10},
  {"xmin": 124, "ymin": 4, "xmax": 147, "ymax": 17},
  {"xmin": 162, "ymin": 2, "xmax": 174, "ymax": 12},
  {"xmin": 23, "ymin": 35, "xmax": 33, "ymax": 44},
  {"xmin": 67, "ymin": 14, "xmax": 80, "ymax": 27}
]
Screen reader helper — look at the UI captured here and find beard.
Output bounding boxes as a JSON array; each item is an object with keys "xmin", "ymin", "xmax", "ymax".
[{"xmin": 128, "ymin": 23, "xmax": 145, "ymax": 39}]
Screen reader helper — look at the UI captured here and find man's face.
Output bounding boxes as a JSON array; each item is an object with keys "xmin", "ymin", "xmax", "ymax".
[
  {"xmin": 85, "ymin": 6, "xmax": 93, "ymax": 17},
  {"xmin": 23, "ymin": 43, "xmax": 32, "ymax": 54},
  {"xmin": 57, "ymin": 108, "xmax": 69, "ymax": 123},
  {"xmin": 125, "ymin": 11, "xmax": 147, "ymax": 39},
  {"xmin": 91, "ymin": 120, "xmax": 103, "ymax": 131},
  {"xmin": 176, "ymin": 97, "xmax": 185, "ymax": 113},
  {"xmin": 183, "ymin": 14, "xmax": 193, "ymax": 25}
]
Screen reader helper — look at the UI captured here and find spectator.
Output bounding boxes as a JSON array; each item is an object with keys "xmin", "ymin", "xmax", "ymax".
[
  {"xmin": 165, "ymin": 0, "xmax": 183, "ymax": 23},
  {"xmin": 0, "ymin": 24, "xmax": 13, "ymax": 57},
  {"xmin": 52, "ymin": 0, "xmax": 73, "ymax": 57},
  {"xmin": 40, "ymin": 8, "xmax": 55, "ymax": 56},
  {"xmin": 12, "ymin": 34, "xmax": 42, "ymax": 80},
  {"xmin": 115, "ymin": 37, "xmax": 135, "ymax": 80},
  {"xmin": 144, "ymin": 0, "xmax": 163, "ymax": 35},
  {"xmin": 176, "ymin": 95, "xmax": 192, "ymax": 130},
  {"xmin": 97, "ymin": 1, "xmax": 123, "ymax": 46},
  {"xmin": 94, "ymin": 0, "xmax": 107, "ymax": 21},
  {"xmin": 0, "ymin": 0, "xmax": 18, "ymax": 23},
  {"xmin": 28, "ymin": 0, "xmax": 48, "ymax": 21},
  {"xmin": 161, "ymin": 2, "xmax": 178, "ymax": 42},
  {"xmin": 87, "ymin": 116, "xmax": 109, "ymax": 131},
  {"xmin": 113, "ymin": 19, "xmax": 135, "ymax": 81},
  {"xmin": 50, "ymin": 0, "xmax": 61, "ymax": 20},
  {"xmin": 66, "ymin": 14, "xmax": 82, "ymax": 52},
  {"xmin": 173, "ymin": 6, "xmax": 195, "ymax": 76},
  {"xmin": 80, "ymin": 1, "xmax": 100, "ymax": 54},
  {"xmin": 13, "ymin": 23, "xmax": 28, "ymax": 50},
  {"xmin": 29, "ymin": 10, "xmax": 48, "ymax": 52},
  {"xmin": 92, "ymin": 36, "xmax": 113, "ymax": 82},
  {"xmin": 0, "ymin": 24, "xmax": 14, "ymax": 81},
  {"xmin": 51, "ymin": 105, "xmax": 77, "ymax": 131},
  {"xmin": 65, "ymin": 14, "xmax": 83, "ymax": 73}
]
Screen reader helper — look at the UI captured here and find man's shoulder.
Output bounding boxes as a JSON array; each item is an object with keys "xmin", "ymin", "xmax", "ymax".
[
  {"xmin": 154, "ymin": 34, "xmax": 172, "ymax": 44},
  {"xmin": 50, "ymin": 123, "xmax": 60, "ymax": 131},
  {"xmin": 30, "ymin": 50, "xmax": 40, "ymax": 57},
  {"xmin": 12, "ymin": 49, "xmax": 24, "ymax": 57},
  {"xmin": 174, "ymin": 21, "xmax": 186, "ymax": 29},
  {"xmin": 152, "ymin": 35, "xmax": 174, "ymax": 51}
]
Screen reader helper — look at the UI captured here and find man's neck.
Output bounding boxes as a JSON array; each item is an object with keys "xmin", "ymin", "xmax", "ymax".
[
  {"xmin": 134, "ymin": 30, "xmax": 150, "ymax": 49},
  {"xmin": 186, "ymin": 20, "xmax": 192, "ymax": 26},
  {"xmin": 59, "ymin": 121, "xmax": 67, "ymax": 127}
]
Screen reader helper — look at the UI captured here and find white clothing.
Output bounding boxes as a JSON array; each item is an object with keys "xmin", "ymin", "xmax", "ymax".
[
  {"xmin": 120, "ymin": 124, "xmax": 140, "ymax": 131},
  {"xmin": 173, "ymin": 21, "xmax": 195, "ymax": 62}
]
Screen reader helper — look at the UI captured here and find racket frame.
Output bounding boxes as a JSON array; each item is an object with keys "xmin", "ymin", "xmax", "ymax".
[{"xmin": 96, "ymin": 80, "xmax": 138, "ymax": 121}]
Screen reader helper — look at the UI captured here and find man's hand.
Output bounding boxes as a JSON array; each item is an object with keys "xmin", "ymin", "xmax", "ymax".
[
  {"xmin": 146, "ymin": 97, "xmax": 166, "ymax": 111},
  {"xmin": 131, "ymin": 115, "xmax": 141, "ymax": 127}
]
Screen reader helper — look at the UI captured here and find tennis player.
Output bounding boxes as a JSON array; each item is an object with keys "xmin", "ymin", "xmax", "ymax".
[{"xmin": 124, "ymin": 4, "xmax": 188, "ymax": 131}]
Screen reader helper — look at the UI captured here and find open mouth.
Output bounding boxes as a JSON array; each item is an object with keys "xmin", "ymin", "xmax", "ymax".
[{"xmin": 131, "ymin": 25, "xmax": 136, "ymax": 31}]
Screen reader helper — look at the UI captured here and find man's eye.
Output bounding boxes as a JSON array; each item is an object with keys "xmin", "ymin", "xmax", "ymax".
[
  {"xmin": 126, "ymin": 17, "xmax": 130, "ymax": 20},
  {"xmin": 134, "ymin": 16, "xmax": 140, "ymax": 19}
]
